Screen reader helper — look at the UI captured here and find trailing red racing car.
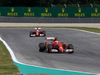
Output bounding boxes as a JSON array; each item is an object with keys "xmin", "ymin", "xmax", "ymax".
[
  {"xmin": 39, "ymin": 37, "xmax": 74, "ymax": 53},
  {"xmin": 30, "ymin": 28, "xmax": 46, "ymax": 37}
]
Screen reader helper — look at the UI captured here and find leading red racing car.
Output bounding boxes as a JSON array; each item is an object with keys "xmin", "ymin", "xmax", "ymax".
[
  {"xmin": 30, "ymin": 28, "xmax": 46, "ymax": 37},
  {"xmin": 39, "ymin": 37, "xmax": 74, "ymax": 53}
]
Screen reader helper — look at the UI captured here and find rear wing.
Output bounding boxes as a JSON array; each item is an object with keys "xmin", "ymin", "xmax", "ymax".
[
  {"xmin": 34, "ymin": 28, "xmax": 41, "ymax": 30},
  {"xmin": 45, "ymin": 37, "xmax": 56, "ymax": 41}
]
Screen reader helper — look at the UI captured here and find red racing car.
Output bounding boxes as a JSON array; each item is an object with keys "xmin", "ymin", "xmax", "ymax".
[
  {"xmin": 30, "ymin": 28, "xmax": 46, "ymax": 37},
  {"xmin": 39, "ymin": 37, "xmax": 74, "ymax": 53}
]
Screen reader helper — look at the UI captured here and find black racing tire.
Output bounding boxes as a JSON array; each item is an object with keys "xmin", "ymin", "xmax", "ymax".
[
  {"xmin": 48, "ymin": 44, "xmax": 53, "ymax": 53},
  {"xmin": 42, "ymin": 31, "xmax": 46, "ymax": 36},
  {"xmin": 67, "ymin": 44, "xmax": 74, "ymax": 54},
  {"xmin": 39, "ymin": 43, "xmax": 46, "ymax": 52},
  {"xmin": 30, "ymin": 31, "xmax": 32, "ymax": 37},
  {"xmin": 63, "ymin": 45, "xmax": 67, "ymax": 49}
]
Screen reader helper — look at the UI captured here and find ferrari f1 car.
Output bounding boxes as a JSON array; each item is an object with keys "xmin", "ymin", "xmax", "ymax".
[
  {"xmin": 30, "ymin": 28, "xmax": 46, "ymax": 37},
  {"xmin": 39, "ymin": 37, "xmax": 74, "ymax": 53}
]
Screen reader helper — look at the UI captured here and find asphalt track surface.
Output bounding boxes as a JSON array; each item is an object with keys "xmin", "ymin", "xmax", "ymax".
[
  {"xmin": 0, "ymin": 17, "xmax": 100, "ymax": 23},
  {"xmin": 0, "ymin": 28, "xmax": 100, "ymax": 74}
]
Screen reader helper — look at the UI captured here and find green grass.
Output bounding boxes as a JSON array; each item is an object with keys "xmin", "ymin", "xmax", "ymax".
[
  {"xmin": 0, "ymin": 26, "xmax": 100, "ymax": 33},
  {"xmin": 59, "ymin": 27, "xmax": 100, "ymax": 33},
  {"xmin": 0, "ymin": 41, "xmax": 20, "ymax": 75}
]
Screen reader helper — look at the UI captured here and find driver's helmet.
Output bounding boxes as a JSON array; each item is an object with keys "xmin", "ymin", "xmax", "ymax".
[
  {"xmin": 55, "ymin": 41, "xmax": 59, "ymax": 44},
  {"xmin": 54, "ymin": 37, "xmax": 59, "ymax": 44},
  {"xmin": 54, "ymin": 37, "xmax": 57, "ymax": 41},
  {"xmin": 37, "ymin": 30, "xmax": 39, "ymax": 31}
]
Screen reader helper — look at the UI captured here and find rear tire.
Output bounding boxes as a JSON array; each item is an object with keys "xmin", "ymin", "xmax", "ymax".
[
  {"xmin": 39, "ymin": 43, "xmax": 45, "ymax": 52},
  {"xmin": 67, "ymin": 44, "xmax": 74, "ymax": 54},
  {"xmin": 48, "ymin": 44, "xmax": 52, "ymax": 53}
]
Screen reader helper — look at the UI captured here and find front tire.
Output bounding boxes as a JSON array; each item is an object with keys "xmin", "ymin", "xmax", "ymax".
[
  {"xmin": 30, "ymin": 31, "xmax": 32, "ymax": 37},
  {"xmin": 39, "ymin": 43, "xmax": 45, "ymax": 52},
  {"xmin": 48, "ymin": 44, "xmax": 53, "ymax": 53},
  {"xmin": 67, "ymin": 44, "xmax": 74, "ymax": 54},
  {"xmin": 42, "ymin": 31, "xmax": 46, "ymax": 36}
]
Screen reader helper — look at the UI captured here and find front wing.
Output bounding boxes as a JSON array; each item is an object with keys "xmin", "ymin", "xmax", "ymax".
[
  {"xmin": 48, "ymin": 49, "xmax": 73, "ymax": 53},
  {"xmin": 30, "ymin": 33, "xmax": 45, "ymax": 37}
]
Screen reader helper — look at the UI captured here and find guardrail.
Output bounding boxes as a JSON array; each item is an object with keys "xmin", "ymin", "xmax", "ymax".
[{"xmin": 0, "ymin": 7, "xmax": 100, "ymax": 17}]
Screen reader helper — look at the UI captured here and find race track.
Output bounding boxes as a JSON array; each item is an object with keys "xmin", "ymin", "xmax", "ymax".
[{"xmin": 0, "ymin": 28, "xmax": 100, "ymax": 74}]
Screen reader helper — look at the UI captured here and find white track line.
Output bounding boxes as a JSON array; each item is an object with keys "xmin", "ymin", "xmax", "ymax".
[
  {"xmin": 0, "ymin": 29, "xmax": 100, "ymax": 75},
  {"xmin": 0, "ymin": 37, "xmax": 18, "ymax": 63},
  {"xmin": 72, "ymin": 29, "xmax": 100, "ymax": 35}
]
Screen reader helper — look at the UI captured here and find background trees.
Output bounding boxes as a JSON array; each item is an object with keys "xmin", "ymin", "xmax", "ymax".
[{"xmin": 0, "ymin": 0, "xmax": 100, "ymax": 7}]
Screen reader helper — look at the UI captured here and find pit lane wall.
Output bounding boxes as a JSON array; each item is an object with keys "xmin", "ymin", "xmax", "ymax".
[{"xmin": 0, "ymin": 7, "xmax": 100, "ymax": 17}]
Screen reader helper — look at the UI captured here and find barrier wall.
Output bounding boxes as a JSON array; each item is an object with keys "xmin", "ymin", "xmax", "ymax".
[{"xmin": 0, "ymin": 7, "xmax": 100, "ymax": 17}]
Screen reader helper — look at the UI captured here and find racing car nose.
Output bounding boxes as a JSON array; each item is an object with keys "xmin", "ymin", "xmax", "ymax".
[
  {"xmin": 59, "ymin": 46, "xmax": 66, "ymax": 52},
  {"xmin": 59, "ymin": 46, "xmax": 63, "ymax": 50},
  {"xmin": 60, "ymin": 46, "xmax": 63, "ymax": 49},
  {"xmin": 36, "ymin": 32, "xmax": 39, "ymax": 35}
]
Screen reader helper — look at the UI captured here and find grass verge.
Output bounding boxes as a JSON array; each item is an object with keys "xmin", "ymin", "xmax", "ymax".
[
  {"xmin": 0, "ymin": 41, "xmax": 20, "ymax": 75},
  {"xmin": 0, "ymin": 26, "xmax": 100, "ymax": 33}
]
